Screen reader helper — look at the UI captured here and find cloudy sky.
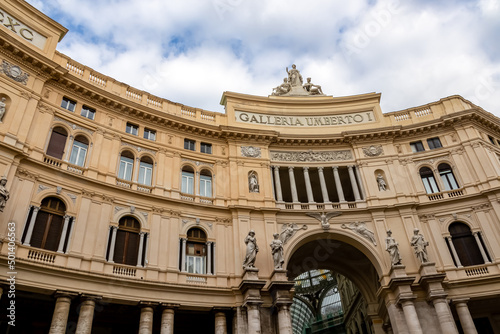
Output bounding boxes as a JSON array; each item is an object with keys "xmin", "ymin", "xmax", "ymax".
[{"xmin": 27, "ymin": 0, "xmax": 500, "ymax": 116}]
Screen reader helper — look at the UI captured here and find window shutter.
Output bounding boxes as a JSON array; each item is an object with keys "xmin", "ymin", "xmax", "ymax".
[
  {"xmin": 113, "ymin": 230, "xmax": 127, "ymax": 264},
  {"xmin": 125, "ymin": 232, "xmax": 139, "ymax": 266},
  {"xmin": 46, "ymin": 131, "xmax": 67, "ymax": 159},
  {"xmin": 30, "ymin": 211, "xmax": 49, "ymax": 248},
  {"xmin": 44, "ymin": 214, "xmax": 63, "ymax": 252}
]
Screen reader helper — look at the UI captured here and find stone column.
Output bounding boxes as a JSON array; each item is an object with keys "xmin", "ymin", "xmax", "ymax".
[
  {"xmin": 446, "ymin": 236, "xmax": 463, "ymax": 267},
  {"xmin": 133, "ymin": 157, "xmax": 140, "ymax": 183},
  {"xmin": 213, "ymin": 243, "xmax": 217, "ymax": 275},
  {"xmin": 354, "ymin": 165, "xmax": 366, "ymax": 200},
  {"xmin": 278, "ymin": 305, "xmax": 293, "ymax": 334},
  {"xmin": 288, "ymin": 166, "xmax": 299, "ymax": 203},
  {"xmin": 273, "ymin": 166, "xmax": 283, "ymax": 202},
  {"xmin": 180, "ymin": 237, "xmax": 187, "ymax": 272},
  {"xmin": 472, "ymin": 232, "xmax": 490, "ymax": 263},
  {"xmin": 139, "ymin": 302, "xmax": 156, "ymax": 334},
  {"xmin": 64, "ymin": 135, "xmax": 74, "ymax": 162},
  {"xmin": 431, "ymin": 298, "xmax": 458, "ymax": 334},
  {"xmin": 246, "ymin": 304, "xmax": 261, "ymax": 334},
  {"xmin": 49, "ymin": 291, "xmax": 77, "ymax": 334},
  {"xmin": 303, "ymin": 167, "xmax": 315, "ymax": 203},
  {"xmin": 23, "ymin": 206, "xmax": 40, "ymax": 246},
  {"xmin": 160, "ymin": 304, "xmax": 179, "ymax": 334},
  {"xmin": 57, "ymin": 215, "xmax": 72, "ymax": 253},
  {"xmin": 399, "ymin": 299, "xmax": 423, "ymax": 334},
  {"xmin": 137, "ymin": 232, "xmax": 145, "ymax": 266},
  {"xmin": 317, "ymin": 167, "xmax": 330, "ymax": 203},
  {"xmin": 215, "ymin": 311, "xmax": 227, "ymax": 334},
  {"xmin": 348, "ymin": 165, "xmax": 361, "ymax": 201},
  {"xmin": 75, "ymin": 295, "xmax": 102, "ymax": 334},
  {"xmin": 207, "ymin": 241, "xmax": 213, "ymax": 275},
  {"xmin": 332, "ymin": 166, "xmax": 345, "ymax": 202},
  {"xmin": 107, "ymin": 226, "xmax": 118, "ymax": 262},
  {"xmin": 453, "ymin": 299, "xmax": 478, "ymax": 334}
]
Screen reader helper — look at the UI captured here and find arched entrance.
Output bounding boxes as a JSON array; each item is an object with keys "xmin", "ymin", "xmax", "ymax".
[{"xmin": 285, "ymin": 231, "xmax": 386, "ymax": 334}]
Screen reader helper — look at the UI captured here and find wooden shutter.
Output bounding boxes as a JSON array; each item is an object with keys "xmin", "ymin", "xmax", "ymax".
[
  {"xmin": 124, "ymin": 232, "xmax": 139, "ymax": 266},
  {"xmin": 30, "ymin": 211, "xmax": 49, "ymax": 248},
  {"xmin": 46, "ymin": 130, "xmax": 67, "ymax": 159},
  {"xmin": 113, "ymin": 230, "xmax": 127, "ymax": 264},
  {"xmin": 44, "ymin": 214, "xmax": 63, "ymax": 252}
]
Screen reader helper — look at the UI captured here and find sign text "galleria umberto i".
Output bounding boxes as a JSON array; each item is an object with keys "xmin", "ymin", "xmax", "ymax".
[{"xmin": 235, "ymin": 110, "xmax": 375, "ymax": 127}]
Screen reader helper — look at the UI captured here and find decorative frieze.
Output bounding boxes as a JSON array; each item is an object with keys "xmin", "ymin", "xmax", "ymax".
[
  {"xmin": 241, "ymin": 146, "xmax": 261, "ymax": 158},
  {"xmin": 362, "ymin": 145, "xmax": 384, "ymax": 157},
  {"xmin": 270, "ymin": 150, "xmax": 352, "ymax": 162},
  {"xmin": 2, "ymin": 60, "xmax": 29, "ymax": 85},
  {"xmin": 54, "ymin": 116, "xmax": 94, "ymax": 135}
]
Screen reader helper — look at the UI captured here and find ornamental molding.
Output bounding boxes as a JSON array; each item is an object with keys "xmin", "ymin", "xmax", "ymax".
[
  {"xmin": 362, "ymin": 145, "xmax": 384, "ymax": 157},
  {"xmin": 16, "ymin": 167, "xmax": 38, "ymax": 181},
  {"xmin": 53, "ymin": 116, "xmax": 94, "ymax": 135},
  {"xmin": 181, "ymin": 158, "xmax": 214, "ymax": 168},
  {"xmin": 270, "ymin": 149, "xmax": 353, "ymax": 162},
  {"xmin": 241, "ymin": 146, "xmax": 261, "ymax": 158},
  {"xmin": 37, "ymin": 184, "xmax": 51, "ymax": 193},
  {"xmin": 2, "ymin": 60, "xmax": 29, "ymax": 85},
  {"xmin": 413, "ymin": 154, "xmax": 451, "ymax": 168},
  {"xmin": 121, "ymin": 142, "xmax": 156, "ymax": 155}
]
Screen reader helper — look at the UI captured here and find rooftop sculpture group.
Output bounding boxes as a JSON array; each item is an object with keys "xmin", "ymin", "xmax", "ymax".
[{"xmin": 272, "ymin": 64, "xmax": 324, "ymax": 96}]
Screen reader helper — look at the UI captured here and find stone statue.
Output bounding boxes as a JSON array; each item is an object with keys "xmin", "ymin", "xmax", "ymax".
[
  {"xmin": 377, "ymin": 174, "xmax": 387, "ymax": 191},
  {"xmin": 306, "ymin": 211, "xmax": 342, "ymax": 230},
  {"xmin": 272, "ymin": 78, "xmax": 291, "ymax": 96},
  {"xmin": 270, "ymin": 233, "xmax": 284, "ymax": 269},
  {"xmin": 410, "ymin": 228, "xmax": 429, "ymax": 263},
  {"xmin": 248, "ymin": 172, "xmax": 259, "ymax": 193},
  {"xmin": 385, "ymin": 230, "xmax": 402, "ymax": 266},
  {"xmin": 286, "ymin": 64, "xmax": 303, "ymax": 87},
  {"xmin": 0, "ymin": 176, "xmax": 9, "ymax": 212},
  {"xmin": 0, "ymin": 97, "xmax": 6, "ymax": 121},
  {"xmin": 242, "ymin": 230, "xmax": 259, "ymax": 270},
  {"xmin": 341, "ymin": 222, "xmax": 377, "ymax": 246},
  {"xmin": 303, "ymin": 78, "xmax": 323, "ymax": 95},
  {"xmin": 279, "ymin": 223, "xmax": 307, "ymax": 245}
]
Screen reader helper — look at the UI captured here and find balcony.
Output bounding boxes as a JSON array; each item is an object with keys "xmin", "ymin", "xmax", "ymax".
[
  {"xmin": 277, "ymin": 201, "xmax": 366, "ymax": 210},
  {"xmin": 427, "ymin": 188, "xmax": 464, "ymax": 201}
]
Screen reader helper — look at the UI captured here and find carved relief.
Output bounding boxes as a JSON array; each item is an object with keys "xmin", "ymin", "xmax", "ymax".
[
  {"xmin": 2, "ymin": 60, "xmax": 29, "ymax": 85},
  {"xmin": 37, "ymin": 184, "xmax": 51, "ymax": 193},
  {"xmin": 362, "ymin": 145, "xmax": 384, "ymax": 157},
  {"xmin": 341, "ymin": 222, "xmax": 377, "ymax": 246},
  {"xmin": 241, "ymin": 146, "xmax": 261, "ymax": 158},
  {"xmin": 270, "ymin": 150, "xmax": 352, "ymax": 162}
]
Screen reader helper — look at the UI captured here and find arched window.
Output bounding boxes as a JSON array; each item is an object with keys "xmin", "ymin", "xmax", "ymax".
[
  {"xmin": 113, "ymin": 216, "xmax": 140, "ymax": 266},
  {"xmin": 69, "ymin": 135, "xmax": 89, "ymax": 167},
  {"xmin": 186, "ymin": 228, "xmax": 207, "ymax": 274},
  {"xmin": 449, "ymin": 223, "xmax": 485, "ymax": 266},
  {"xmin": 118, "ymin": 151, "xmax": 134, "ymax": 181},
  {"xmin": 419, "ymin": 167, "xmax": 439, "ymax": 194},
  {"xmin": 138, "ymin": 156, "xmax": 153, "ymax": 186},
  {"xmin": 30, "ymin": 197, "xmax": 66, "ymax": 251},
  {"xmin": 199, "ymin": 169, "xmax": 212, "ymax": 197},
  {"xmin": 46, "ymin": 127, "xmax": 68, "ymax": 159},
  {"xmin": 181, "ymin": 166, "xmax": 195, "ymax": 194},
  {"xmin": 438, "ymin": 163, "xmax": 459, "ymax": 190}
]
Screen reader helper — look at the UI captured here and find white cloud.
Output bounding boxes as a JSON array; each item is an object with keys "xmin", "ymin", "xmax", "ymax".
[{"xmin": 27, "ymin": 0, "xmax": 500, "ymax": 115}]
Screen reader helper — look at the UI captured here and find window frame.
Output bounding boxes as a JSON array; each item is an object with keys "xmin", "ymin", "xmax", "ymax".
[
  {"xmin": 184, "ymin": 139, "xmax": 196, "ymax": 151},
  {"xmin": 125, "ymin": 122, "xmax": 139, "ymax": 136},
  {"xmin": 138, "ymin": 160, "xmax": 153, "ymax": 186},
  {"xmin": 69, "ymin": 139, "xmax": 88, "ymax": 167},
  {"xmin": 200, "ymin": 142, "xmax": 212, "ymax": 154},
  {"xmin": 199, "ymin": 174, "xmax": 212, "ymax": 197},
  {"xmin": 420, "ymin": 167, "xmax": 440, "ymax": 194},
  {"xmin": 118, "ymin": 155, "xmax": 134, "ymax": 181},
  {"xmin": 181, "ymin": 170, "xmax": 195, "ymax": 194},
  {"xmin": 438, "ymin": 164, "xmax": 459, "ymax": 191},
  {"xmin": 61, "ymin": 97, "xmax": 76, "ymax": 112},
  {"xmin": 80, "ymin": 105, "xmax": 96, "ymax": 120},
  {"xmin": 410, "ymin": 141, "xmax": 425, "ymax": 153},
  {"xmin": 427, "ymin": 137, "xmax": 442, "ymax": 150},
  {"xmin": 143, "ymin": 128, "xmax": 156, "ymax": 141}
]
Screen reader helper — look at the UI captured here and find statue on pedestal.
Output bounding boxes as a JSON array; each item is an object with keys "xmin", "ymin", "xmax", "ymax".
[
  {"xmin": 385, "ymin": 230, "xmax": 402, "ymax": 266},
  {"xmin": 303, "ymin": 78, "xmax": 323, "ymax": 95},
  {"xmin": 0, "ymin": 97, "xmax": 7, "ymax": 121},
  {"xmin": 270, "ymin": 65, "xmax": 325, "ymax": 96},
  {"xmin": 410, "ymin": 228, "xmax": 429, "ymax": 263},
  {"xmin": 243, "ymin": 230, "xmax": 259, "ymax": 270},
  {"xmin": 270, "ymin": 233, "xmax": 284, "ymax": 270},
  {"xmin": 0, "ymin": 177, "xmax": 9, "ymax": 212},
  {"xmin": 377, "ymin": 174, "xmax": 387, "ymax": 191}
]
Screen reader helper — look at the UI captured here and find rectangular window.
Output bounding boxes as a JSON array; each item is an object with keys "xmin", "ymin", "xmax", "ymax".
[
  {"xmin": 181, "ymin": 171, "xmax": 194, "ymax": 194},
  {"xmin": 488, "ymin": 136, "xmax": 496, "ymax": 145},
  {"xmin": 144, "ymin": 128, "xmax": 156, "ymax": 141},
  {"xmin": 138, "ymin": 161, "xmax": 153, "ymax": 185},
  {"xmin": 200, "ymin": 142, "xmax": 212, "ymax": 154},
  {"xmin": 69, "ymin": 141, "xmax": 88, "ymax": 166},
  {"xmin": 118, "ymin": 156, "xmax": 134, "ymax": 180},
  {"xmin": 410, "ymin": 141, "xmax": 425, "ymax": 153},
  {"xmin": 126, "ymin": 123, "xmax": 139, "ymax": 136},
  {"xmin": 422, "ymin": 176, "xmax": 439, "ymax": 194},
  {"xmin": 61, "ymin": 97, "xmax": 76, "ymax": 112},
  {"xmin": 200, "ymin": 175, "xmax": 212, "ymax": 197},
  {"xmin": 80, "ymin": 105, "xmax": 96, "ymax": 120},
  {"xmin": 184, "ymin": 139, "xmax": 195, "ymax": 151},
  {"xmin": 427, "ymin": 137, "xmax": 442, "ymax": 150},
  {"xmin": 186, "ymin": 255, "xmax": 205, "ymax": 274}
]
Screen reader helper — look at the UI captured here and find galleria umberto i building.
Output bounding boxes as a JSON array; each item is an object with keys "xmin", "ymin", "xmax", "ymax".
[{"xmin": 1, "ymin": 1, "xmax": 500, "ymax": 333}]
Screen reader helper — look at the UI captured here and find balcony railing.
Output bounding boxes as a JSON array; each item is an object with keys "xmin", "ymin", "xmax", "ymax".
[
  {"xmin": 427, "ymin": 188, "xmax": 464, "ymax": 201},
  {"xmin": 27, "ymin": 249, "xmax": 56, "ymax": 264},
  {"xmin": 278, "ymin": 202, "xmax": 364, "ymax": 210},
  {"xmin": 112, "ymin": 264, "xmax": 137, "ymax": 277}
]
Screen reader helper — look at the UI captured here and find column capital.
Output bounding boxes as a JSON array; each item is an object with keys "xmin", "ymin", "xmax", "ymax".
[
  {"xmin": 111, "ymin": 225, "xmax": 118, "ymax": 231},
  {"xmin": 181, "ymin": 237, "xmax": 187, "ymax": 242},
  {"xmin": 139, "ymin": 301, "xmax": 159, "ymax": 308},
  {"xmin": 287, "ymin": 166, "xmax": 294, "ymax": 171},
  {"xmin": 451, "ymin": 298, "xmax": 470, "ymax": 306},
  {"xmin": 161, "ymin": 303, "xmax": 180, "ymax": 310},
  {"xmin": 273, "ymin": 165, "xmax": 280, "ymax": 170},
  {"xmin": 63, "ymin": 215, "xmax": 72, "ymax": 220},
  {"xmin": 303, "ymin": 166, "xmax": 309, "ymax": 171},
  {"xmin": 80, "ymin": 294, "xmax": 102, "ymax": 302},
  {"xmin": 54, "ymin": 290, "xmax": 78, "ymax": 300},
  {"xmin": 347, "ymin": 165, "xmax": 354, "ymax": 170},
  {"xmin": 206, "ymin": 241, "xmax": 213, "ymax": 246},
  {"xmin": 317, "ymin": 166, "xmax": 324, "ymax": 171},
  {"xmin": 332, "ymin": 165, "xmax": 339, "ymax": 170},
  {"xmin": 32, "ymin": 205, "xmax": 41, "ymax": 212},
  {"xmin": 139, "ymin": 231, "xmax": 145, "ymax": 236}
]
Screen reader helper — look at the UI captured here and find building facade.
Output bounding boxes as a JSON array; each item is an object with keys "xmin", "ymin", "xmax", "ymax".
[{"xmin": 1, "ymin": 0, "xmax": 500, "ymax": 333}]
